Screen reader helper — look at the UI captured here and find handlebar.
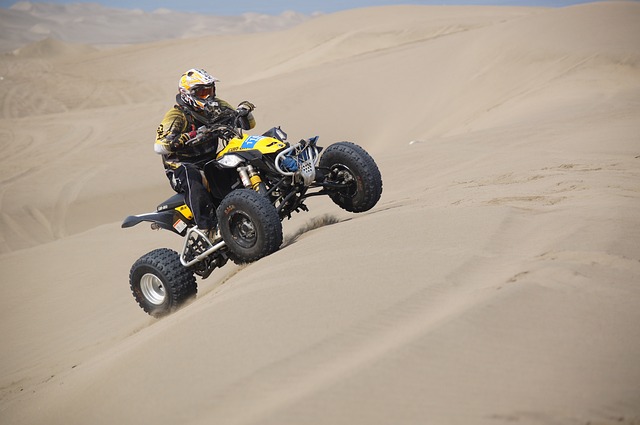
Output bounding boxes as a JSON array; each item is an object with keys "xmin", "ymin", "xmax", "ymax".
[{"xmin": 185, "ymin": 108, "xmax": 244, "ymax": 146}]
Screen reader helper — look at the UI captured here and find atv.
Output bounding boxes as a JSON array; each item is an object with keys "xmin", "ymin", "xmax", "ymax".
[{"xmin": 123, "ymin": 108, "xmax": 382, "ymax": 317}]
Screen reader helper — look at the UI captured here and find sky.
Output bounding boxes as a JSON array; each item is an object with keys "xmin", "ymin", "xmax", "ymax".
[{"xmin": 0, "ymin": 0, "xmax": 625, "ymax": 15}]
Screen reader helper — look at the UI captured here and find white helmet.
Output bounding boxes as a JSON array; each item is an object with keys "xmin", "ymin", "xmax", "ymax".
[{"xmin": 178, "ymin": 68, "xmax": 219, "ymax": 111}]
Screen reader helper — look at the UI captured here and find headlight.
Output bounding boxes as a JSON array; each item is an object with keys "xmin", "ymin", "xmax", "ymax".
[{"xmin": 217, "ymin": 154, "xmax": 244, "ymax": 168}]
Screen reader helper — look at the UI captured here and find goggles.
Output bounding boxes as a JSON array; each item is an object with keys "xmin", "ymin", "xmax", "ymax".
[{"xmin": 193, "ymin": 84, "xmax": 215, "ymax": 100}]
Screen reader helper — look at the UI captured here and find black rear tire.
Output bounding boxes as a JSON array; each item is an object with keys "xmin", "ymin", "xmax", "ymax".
[
  {"xmin": 319, "ymin": 142, "xmax": 383, "ymax": 212},
  {"xmin": 129, "ymin": 248, "xmax": 197, "ymax": 317},
  {"xmin": 217, "ymin": 189, "xmax": 283, "ymax": 264}
]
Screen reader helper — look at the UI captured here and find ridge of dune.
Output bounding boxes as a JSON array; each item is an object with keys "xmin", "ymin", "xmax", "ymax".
[
  {"xmin": 0, "ymin": 5, "xmax": 541, "ymax": 120},
  {"xmin": 1, "ymin": 2, "xmax": 639, "ymax": 424}
]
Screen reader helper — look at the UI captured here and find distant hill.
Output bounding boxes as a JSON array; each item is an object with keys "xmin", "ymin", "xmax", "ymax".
[{"xmin": 0, "ymin": 1, "xmax": 312, "ymax": 53}]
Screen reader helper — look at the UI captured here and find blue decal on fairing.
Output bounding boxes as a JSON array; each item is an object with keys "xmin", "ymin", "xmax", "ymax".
[{"xmin": 241, "ymin": 136, "xmax": 262, "ymax": 149}]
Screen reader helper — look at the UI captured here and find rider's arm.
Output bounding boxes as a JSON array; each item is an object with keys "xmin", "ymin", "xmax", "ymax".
[
  {"xmin": 154, "ymin": 107, "xmax": 189, "ymax": 155},
  {"xmin": 217, "ymin": 98, "xmax": 256, "ymax": 131}
]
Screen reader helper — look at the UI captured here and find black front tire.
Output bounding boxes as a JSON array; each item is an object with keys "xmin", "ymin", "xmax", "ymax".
[
  {"xmin": 217, "ymin": 189, "xmax": 283, "ymax": 264},
  {"xmin": 319, "ymin": 142, "xmax": 383, "ymax": 212},
  {"xmin": 129, "ymin": 248, "xmax": 197, "ymax": 317}
]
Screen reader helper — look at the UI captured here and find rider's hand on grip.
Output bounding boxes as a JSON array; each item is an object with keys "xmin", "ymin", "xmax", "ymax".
[
  {"xmin": 180, "ymin": 125, "xmax": 196, "ymax": 144},
  {"xmin": 167, "ymin": 132, "xmax": 184, "ymax": 150},
  {"xmin": 186, "ymin": 126, "xmax": 215, "ymax": 146},
  {"xmin": 236, "ymin": 101, "xmax": 255, "ymax": 117},
  {"xmin": 238, "ymin": 100, "xmax": 255, "ymax": 110},
  {"xmin": 178, "ymin": 132, "xmax": 193, "ymax": 146}
]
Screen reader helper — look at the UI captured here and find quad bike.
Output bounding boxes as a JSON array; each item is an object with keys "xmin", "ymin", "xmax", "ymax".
[{"xmin": 122, "ymin": 107, "xmax": 383, "ymax": 317}]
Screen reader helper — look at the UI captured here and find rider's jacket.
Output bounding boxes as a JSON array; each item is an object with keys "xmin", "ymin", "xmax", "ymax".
[{"xmin": 154, "ymin": 96, "xmax": 255, "ymax": 169}]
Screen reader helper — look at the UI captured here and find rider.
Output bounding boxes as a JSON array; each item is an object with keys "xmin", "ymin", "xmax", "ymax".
[{"xmin": 154, "ymin": 68, "xmax": 256, "ymax": 237}]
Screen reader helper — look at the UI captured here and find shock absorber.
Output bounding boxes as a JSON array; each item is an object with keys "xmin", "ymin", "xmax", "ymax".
[
  {"xmin": 238, "ymin": 166, "xmax": 252, "ymax": 188},
  {"xmin": 247, "ymin": 165, "xmax": 263, "ymax": 191},
  {"xmin": 238, "ymin": 165, "xmax": 265, "ymax": 193}
]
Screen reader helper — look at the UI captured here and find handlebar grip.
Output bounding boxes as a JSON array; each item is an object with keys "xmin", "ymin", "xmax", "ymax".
[{"xmin": 185, "ymin": 134, "xmax": 203, "ymax": 146}]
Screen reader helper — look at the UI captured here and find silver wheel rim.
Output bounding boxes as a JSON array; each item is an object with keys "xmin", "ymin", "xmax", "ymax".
[{"xmin": 140, "ymin": 273, "xmax": 166, "ymax": 305}]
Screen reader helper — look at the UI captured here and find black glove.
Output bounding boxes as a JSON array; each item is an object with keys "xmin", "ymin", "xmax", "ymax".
[{"xmin": 236, "ymin": 101, "xmax": 255, "ymax": 117}]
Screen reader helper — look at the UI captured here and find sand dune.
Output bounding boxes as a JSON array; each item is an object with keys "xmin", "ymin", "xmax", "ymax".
[{"xmin": 1, "ymin": 2, "xmax": 639, "ymax": 424}]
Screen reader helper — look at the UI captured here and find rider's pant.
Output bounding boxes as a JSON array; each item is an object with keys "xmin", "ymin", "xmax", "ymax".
[{"xmin": 166, "ymin": 163, "xmax": 216, "ymax": 230}]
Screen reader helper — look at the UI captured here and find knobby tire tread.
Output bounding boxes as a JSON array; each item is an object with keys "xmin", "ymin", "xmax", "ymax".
[
  {"xmin": 218, "ymin": 189, "xmax": 282, "ymax": 264},
  {"xmin": 129, "ymin": 248, "xmax": 197, "ymax": 317},
  {"xmin": 320, "ymin": 141, "xmax": 383, "ymax": 213}
]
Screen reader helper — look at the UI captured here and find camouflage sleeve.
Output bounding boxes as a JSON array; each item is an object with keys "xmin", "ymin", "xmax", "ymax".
[
  {"xmin": 154, "ymin": 107, "xmax": 188, "ymax": 155},
  {"xmin": 216, "ymin": 98, "xmax": 234, "ymax": 111}
]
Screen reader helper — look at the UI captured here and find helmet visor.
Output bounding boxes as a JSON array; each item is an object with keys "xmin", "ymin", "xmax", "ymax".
[{"xmin": 193, "ymin": 85, "xmax": 215, "ymax": 100}]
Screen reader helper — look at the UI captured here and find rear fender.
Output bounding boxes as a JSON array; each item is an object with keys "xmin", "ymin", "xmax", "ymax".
[{"xmin": 121, "ymin": 211, "xmax": 186, "ymax": 236}]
